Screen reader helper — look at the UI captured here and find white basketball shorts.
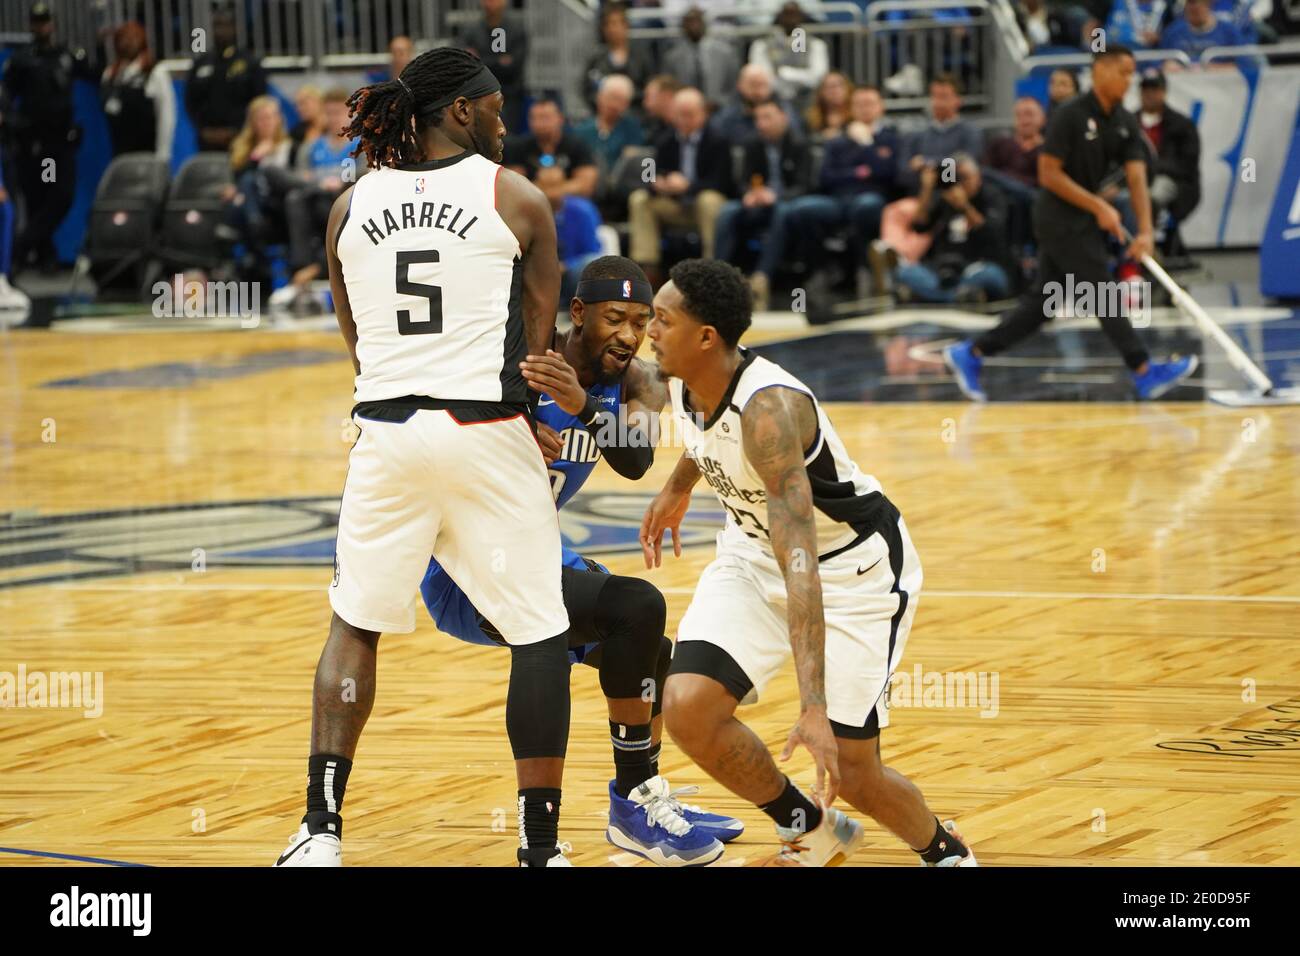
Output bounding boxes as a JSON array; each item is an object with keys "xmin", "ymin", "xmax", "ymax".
[{"xmin": 329, "ymin": 404, "xmax": 569, "ymax": 644}]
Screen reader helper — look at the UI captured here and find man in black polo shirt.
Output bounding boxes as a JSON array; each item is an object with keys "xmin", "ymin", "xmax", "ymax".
[
  {"xmin": 944, "ymin": 46, "xmax": 1198, "ymax": 401},
  {"xmin": 502, "ymin": 96, "xmax": 599, "ymax": 200}
]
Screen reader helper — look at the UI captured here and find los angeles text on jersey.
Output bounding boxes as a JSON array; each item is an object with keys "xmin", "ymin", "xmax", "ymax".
[
  {"xmin": 358, "ymin": 200, "xmax": 479, "ymax": 245},
  {"xmin": 697, "ymin": 455, "xmax": 766, "ymax": 506}
]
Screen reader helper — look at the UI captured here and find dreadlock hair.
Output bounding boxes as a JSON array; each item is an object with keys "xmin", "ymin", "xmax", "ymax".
[{"xmin": 344, "ymin": 47, "xmax": 487, "ymax": 169}]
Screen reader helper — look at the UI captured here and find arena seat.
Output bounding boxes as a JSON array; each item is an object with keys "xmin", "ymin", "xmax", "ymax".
[
  {"xmin": 156, "ymin": 153, "xmax": 236, "ymax": 274},
  {"xmin": 79, "ymin": 152, "xmax": 171, "ymax": 296}
]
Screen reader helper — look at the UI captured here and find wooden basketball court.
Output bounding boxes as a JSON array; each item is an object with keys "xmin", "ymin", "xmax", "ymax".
[{"xmin": 2, "ymin": 323, "xmax": 1298, "ymax": 866}]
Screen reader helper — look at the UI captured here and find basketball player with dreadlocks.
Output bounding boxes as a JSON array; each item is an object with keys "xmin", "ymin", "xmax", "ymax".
[
  {"xmin": 421, "ymin": 255, "xmax": 742, "ymax": 867},
  {"xmin": 274, "ymin": 49, "xmax": 577, "ymax": 868}
]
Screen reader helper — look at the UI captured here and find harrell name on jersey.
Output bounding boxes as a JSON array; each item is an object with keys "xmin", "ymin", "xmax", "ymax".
[
  {"xmin": 337, "ymin": 152, "xmax": 527, "ymax": 404},
  {"xmin": 671, "ymin": 349, "xmax": 897, "ymax": 557}
]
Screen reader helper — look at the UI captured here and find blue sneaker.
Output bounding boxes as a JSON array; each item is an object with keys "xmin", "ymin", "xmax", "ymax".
[
  {"xmin": 606, "ymin": 777, "xmax": 725, "ymax": 867},
  {"xmin": 1133, "ymin": 354, "xmax": 1199, "ymax": 400},
  {"xmin": 943, "ymin": 340, "xmax": 986, "ymax": 401},
  {"xmin": 662, "ymin": 782, "xmax": 744, "ymax": 843}
]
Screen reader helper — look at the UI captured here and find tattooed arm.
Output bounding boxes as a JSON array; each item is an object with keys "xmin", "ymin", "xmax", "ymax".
[{"xmin": 741, "ymin": 385, "xmax": 840, "ymax": 806}]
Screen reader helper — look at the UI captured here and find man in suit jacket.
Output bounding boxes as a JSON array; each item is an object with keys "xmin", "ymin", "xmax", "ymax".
[
  {"xmin": 714, "ymin": 99, "xmax": 813, "ymax": 310},
  {"xmin": 628, "ymin": 87, "xmax": 735, "ymax": 283},
  {"xmin": 661, "ymin": 6, "xmax": 741, "ymax": 109}
]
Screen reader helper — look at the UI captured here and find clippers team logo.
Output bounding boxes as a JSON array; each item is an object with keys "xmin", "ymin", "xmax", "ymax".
[
  {"xmin": 621, "ymin": 280, "xmax": 632, "ymax": 299},
  {"xmin": 415, "ymin": 176, "xmax": 426, "ymax": 195}
]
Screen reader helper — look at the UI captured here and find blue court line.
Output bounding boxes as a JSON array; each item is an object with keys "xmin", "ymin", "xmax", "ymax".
[{"xmin": 0, "ymin": 846, "xmax": 147, "ymax": 867}]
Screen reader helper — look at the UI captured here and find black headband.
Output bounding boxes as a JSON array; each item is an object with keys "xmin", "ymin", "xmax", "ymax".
[
  {"xmin": 415, "ymin": 63, "xmax": 502, "ymax": 118},
  {"xmin": 575, "ymin": 277, "xmax": 654, "ymax": 306}
]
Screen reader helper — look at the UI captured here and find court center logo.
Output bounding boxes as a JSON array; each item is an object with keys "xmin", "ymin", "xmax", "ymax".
[{"xmin": 0, "ymin": 493, "xmax": 726, "ymax": 589}]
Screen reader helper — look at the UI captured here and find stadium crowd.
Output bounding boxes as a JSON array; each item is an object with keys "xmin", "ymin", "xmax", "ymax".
[{"xmin": 0, "ymin": 0, "xmax": 1291, "ymax": 315}]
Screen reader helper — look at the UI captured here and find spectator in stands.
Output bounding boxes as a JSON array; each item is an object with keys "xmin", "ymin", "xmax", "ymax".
[
  {"xmin": 895, "ymin": 154, "xmax": 1009, "ymax": 305},
  {"xmin": 289, "ymin": 85, "xmax": 326, "ymax": 167},
  {"xmin": 898, "ymin": 74, "xmax": 983, "ymax": 192},
  {"xmin": 662, "ymin": 6, "xmax": 741, "ymax": 108},
  {"xmin": 574, "ymin": 74, "xmax": 645, "ymax": 173},
  {"xmin": 983, "ymin": 96, "xmax": 1045, "ymax": 190},
  {"xmin": 1104, "ymin": 0, "xmax": 1172, "ymax": 49},
  {"xmin": 747, "ymin": 2, "xmax": 830, "ymax": 107},
  {"xmin": 456, "ymin": 0, "xmax": 528, "ymax": 135},
  {"xmin": 584, "ymin": 2, "xmax": 654, "ymax": 108},
  {"xmin": 641, "ymin": 74, "xmax": 681, "ymax": 144},
  {"xmin": 1136, "ymin": 70, "xmax": 1200, "ymax": 234},
  {"xmin": 786, "ymin": 84, "xmax": 899, "ymax": 288},
  {"xmin": 804, "ymin": 70, "xmax": 853, "ymax": 142},
  {"xmin": 1047, "ymin": 67, "xmax": 1080, "ymax": 113},
  {"xmin": 367, "ymin": 35, "xmax": 414, "ymax": 84},
  {"xmin": 1212, "ymin": 0, "xmax": 1277, "ymax": 43},
  {"xmin": 710, "ymin": 63, "xmax": 804, "ymax": 143},
  {"xmin": 282, "ymin": 89, "xmax": 359, "ymax": 295},
  {"xmin": 223, "ymin": 95, "xmax": 292, "ymax": 275},
  {"xmin": 628, "ymin": 87, "xmax": 733, "ymax": 283},
  {"xmin": 1016, "ymin": 0, "xmax": 1076, "ymax": 49},
  {"xmin": 538, "ymin": 164, "xmax": 605, "ymax": 306},
  {"xmin": 1, "ymin": 2, "xmax": 103, "ymax": 274},
  {"xmin": 715, "ymin": 98, "xmax": 813, "ymax": 310},
  {"xmin": 186, "ymin": 4, "xmax": 268, "ymax": 152},
  {"xmin": 100, "ymin": 22, "xmax": 175, "ymax": 163},
  {"xmin": 504, "ymin": 96, "xmax": 600, "ymax": 199},
  {"xmin": 1161, "ymin": 0, "xmax": 1249, "ymax": 64}
]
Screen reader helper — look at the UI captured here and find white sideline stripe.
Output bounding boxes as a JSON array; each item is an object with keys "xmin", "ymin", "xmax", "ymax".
[{"xmin": 38, "ymin": 582, "xmax": 1300, "ymax": 604}]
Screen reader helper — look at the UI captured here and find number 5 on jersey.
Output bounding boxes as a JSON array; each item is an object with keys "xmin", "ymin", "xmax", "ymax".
[{"xmin": 396, "ymin": 250, "xmax": 443, "ymax": 335}]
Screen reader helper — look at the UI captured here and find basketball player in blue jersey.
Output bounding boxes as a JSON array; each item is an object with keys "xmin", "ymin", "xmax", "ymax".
[
  {"xmin": 275, "ymin": 49, "xmax": 580, "ymax": 868},
  {"xmin": 421, "ymin": 256, "xmax": 741, "ymax": 867}
]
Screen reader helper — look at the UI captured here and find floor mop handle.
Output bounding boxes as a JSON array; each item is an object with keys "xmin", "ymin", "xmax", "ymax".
[{"xmin": 1123, "ymin": 230, "xmax": 1274, "ymax": 394}]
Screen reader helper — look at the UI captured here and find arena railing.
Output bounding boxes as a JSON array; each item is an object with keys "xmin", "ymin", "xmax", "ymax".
[
  {"xmin": 624, "ymin": 2, "xmax": 868, "ymax": 89},
  {"xmin": 862, "ymin": 0, "xmax": 996, "ymax": 113}
]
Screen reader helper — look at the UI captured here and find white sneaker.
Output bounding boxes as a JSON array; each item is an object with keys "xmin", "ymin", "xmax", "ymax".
[
  {"xmin": 273, "ymin": 822, "xmax": 342, "ymax": 867},
  {"xmin": 884, "ymin": 63, "xmax": 924, "ymax": 97},
  {"xmin": 0, "ymin": 274, "xmax": 30, "ymax": 310},
  {"xmin": 920, "ymin": 820, "xmax": 978, "ymax": 867},
  {"xmin": 760, "ymin": 806, "xmax": 864, "ymax": 867},
  {"xmin": 520, "ymin": 841, "xmax": 574, "ymax": 867}
]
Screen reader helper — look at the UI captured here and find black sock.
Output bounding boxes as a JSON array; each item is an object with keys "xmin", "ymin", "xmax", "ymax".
[
  {"xmin": 303, "ymin": 752, "xmax": 350, "ymax": 837},
  {"xmin": 611, "ymin": 721, "xmax": 654, "ymax": 797},
  {"xmin": 916, "ymin": 818, "xmax": 968, "ymax": 863},
  {"xmin": 517, "ymin": 787, "xmax": 562, "ymax": 866},
  {"xmin": 647, "ymin": 741, "xmax": 662, "ymax": 778},
  {"xmin": 759, "ymin": 776, "xmax": 822, "ymax": 835}
]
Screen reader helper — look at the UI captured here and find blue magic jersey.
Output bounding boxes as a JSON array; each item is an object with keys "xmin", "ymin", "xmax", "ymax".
[{"xmin": 420, "ymin": 379, "xmax": 623, "ymax": 653}]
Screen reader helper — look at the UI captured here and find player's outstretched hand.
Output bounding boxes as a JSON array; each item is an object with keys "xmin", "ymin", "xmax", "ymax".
[
  {"xmin": 639, "ymin": 489, "xmax": 690, "ymax": 569},
  {"xmin": 535, "ymin": 421, "xmax": 563, "ymax": 465},
  {"xmin": 781, "ymin": 705, "xmax": 840, "ymax": 808},
  {"xmin": 520, "ymin": 350, "xmax": 586, "ymax": 415}
]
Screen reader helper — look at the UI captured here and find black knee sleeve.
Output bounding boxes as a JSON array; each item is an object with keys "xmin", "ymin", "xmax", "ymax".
[
  {"xmin": 652, "ymin": 636, "xmax": 672, "ymax": 719},
  {"xmin": 506, "ymin": 633, "xmax": 571, "ymax": 760},
  {"xmin": 592, "ymin": 576, "xmax": 666, "ymax": 701}
]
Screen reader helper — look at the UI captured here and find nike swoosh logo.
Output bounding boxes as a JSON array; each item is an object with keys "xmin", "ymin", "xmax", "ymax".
[
  {"xmin": 537, "ymin": 398, "xmax": 557, "ymax": 406},
  {"xmin": 857, "ymin": 557, "xmax": 883, "ymax": 576},
  {"xmin": 275, "ymin": 838, "xmax": 311, "ymax": 866}
]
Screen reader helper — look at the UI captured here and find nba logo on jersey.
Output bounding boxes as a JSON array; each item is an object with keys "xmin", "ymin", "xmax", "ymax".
[
  {"xmin": 414, "ymin": 177, "xmax": 426, "ymax": 194},
  {"xmin": 622, "ymin": 280, "xmax": 632, "ymax": 299}
]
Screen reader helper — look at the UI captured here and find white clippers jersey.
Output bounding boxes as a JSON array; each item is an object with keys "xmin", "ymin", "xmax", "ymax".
[
  {"xmin": 670, "ymin": 350, "xmax": 893, "ymax": 557},
  {"xmin": 337, "ymin": 153, "xmax": 526, "ymax": 403}
]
